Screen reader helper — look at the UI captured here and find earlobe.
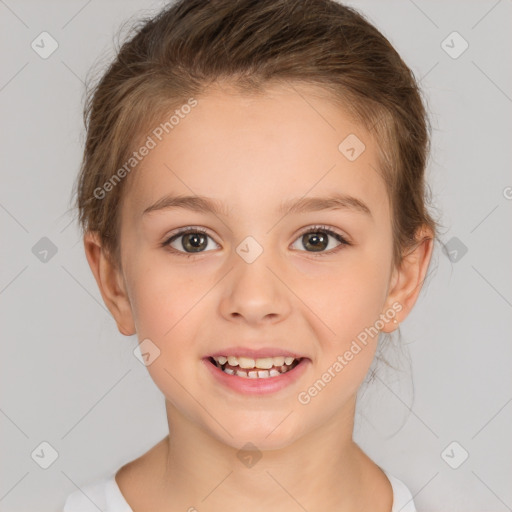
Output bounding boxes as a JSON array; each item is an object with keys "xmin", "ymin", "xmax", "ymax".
[
  {"xmin": 381, "ymin": 227, "xmax": 434, "ymax": 333},
  {"xmin": 83, "ymin": 231, "xmax": 136, "ymax": 336}
]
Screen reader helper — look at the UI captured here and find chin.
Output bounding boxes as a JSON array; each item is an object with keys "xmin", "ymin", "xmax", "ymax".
[{"xmin": 207, "ymin": 412, "xmax": 304, "ymax": 452}]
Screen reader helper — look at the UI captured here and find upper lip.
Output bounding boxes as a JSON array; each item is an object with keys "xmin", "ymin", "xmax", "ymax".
[{"xmin": 207, "ymin": 346, "xmax": 308, "ymax": 360}]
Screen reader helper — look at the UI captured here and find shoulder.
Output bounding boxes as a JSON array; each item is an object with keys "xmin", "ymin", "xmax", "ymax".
[
  {"xmin": 384, "ymin": 472, "xmax": 417, "ymax": 512},
  {"xmin": 62, "ymin": 474, "xmax": 132, "ymax": 512}
]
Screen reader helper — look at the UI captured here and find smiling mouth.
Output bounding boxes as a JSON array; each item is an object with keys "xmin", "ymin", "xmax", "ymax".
[{"xmin": 208, "ymin": 355, "xmax": 302, "ymax": 379}]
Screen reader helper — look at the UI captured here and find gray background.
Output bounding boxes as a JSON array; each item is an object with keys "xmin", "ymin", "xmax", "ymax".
[{"xmin": 1, "ymin": 0, "xmax": 511, "ymax": 510}]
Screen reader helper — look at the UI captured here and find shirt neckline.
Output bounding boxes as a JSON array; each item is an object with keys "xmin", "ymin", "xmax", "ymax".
[{"xmin": 108, "ymin": 468, "xmax": 415, "ymax": 512}]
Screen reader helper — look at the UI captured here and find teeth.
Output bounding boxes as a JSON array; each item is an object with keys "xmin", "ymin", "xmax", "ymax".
[
  {"xmin": 232, "ymin": 368, "xmax": 284, "ymax": 379},
  {"xmin": 214, "ymin": 355, "xmax": 298, "ymax": 369},
  {"xmin": 227, "ymin": 356, "xmax": 239, "ymax": 367},
  {"xmin": 255, "ymin": 357, "xmax": 273, "ymax": 369},
  {"xmin": 238, "ymin": 356, "xmax": 255, "ymax": 369},
  {"xmin": 212, "ymin": 355, "xmax": 302, "ymax": 379}
]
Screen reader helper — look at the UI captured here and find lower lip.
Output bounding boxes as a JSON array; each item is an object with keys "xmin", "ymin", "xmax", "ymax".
[{"xmin": 202, "ymin": 358, "xmax": 310, "ymax": 395}]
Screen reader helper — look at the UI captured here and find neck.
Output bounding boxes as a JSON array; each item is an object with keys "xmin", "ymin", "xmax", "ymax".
[{"xmin": 153, "ymin": 397, "xmax": 375, "ymax": 512}]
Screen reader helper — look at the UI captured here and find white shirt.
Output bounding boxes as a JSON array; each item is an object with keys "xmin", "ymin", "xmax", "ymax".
[{"xmin": 63, "ymin": 469, "xmax": 416, "ymax": 512}]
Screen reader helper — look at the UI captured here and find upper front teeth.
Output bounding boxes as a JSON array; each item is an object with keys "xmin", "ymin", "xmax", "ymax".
[{"xmin": 215, "ymin": 355, "xmax": 296, "ymax": 369}]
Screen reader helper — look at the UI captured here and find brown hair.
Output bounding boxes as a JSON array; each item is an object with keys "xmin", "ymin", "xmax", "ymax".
[{"xmin": 73, "ymin": 0, "xmax": 440, "ymax": 272}]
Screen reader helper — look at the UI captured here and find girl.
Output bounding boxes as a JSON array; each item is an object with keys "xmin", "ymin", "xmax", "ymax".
[{"xmin": 64, "ymin": 0, "xmax": 438, "ymax": 510}]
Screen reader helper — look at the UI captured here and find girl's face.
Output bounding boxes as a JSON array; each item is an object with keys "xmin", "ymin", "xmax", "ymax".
[{"xmin": 114, "ymin": 83, "xmax": 400, "ymax": 449}]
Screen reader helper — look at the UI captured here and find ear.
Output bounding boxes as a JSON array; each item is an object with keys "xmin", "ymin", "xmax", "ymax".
[
  {"xmin": 83, "ymin": 231, "xmax": 136, "ymax": 336},
  {"xmin": 381, "ymin": 226, "xmax": 434, "ymax": 333}
]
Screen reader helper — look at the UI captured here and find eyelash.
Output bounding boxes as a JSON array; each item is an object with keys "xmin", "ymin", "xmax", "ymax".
[{"xmin": 162, "ymin": 225, "xmax": 351, "ymax": 258}]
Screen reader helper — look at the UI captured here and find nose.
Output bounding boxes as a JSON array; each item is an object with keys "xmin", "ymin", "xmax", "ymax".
[{"xmin": 218, "ymin": 246, "xmax": 292, "ymax": 326}]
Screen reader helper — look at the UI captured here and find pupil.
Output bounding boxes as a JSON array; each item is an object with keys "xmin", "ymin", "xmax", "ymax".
[
  {"xmin": 184, "ymin": 233, "xmax": 206, "ymax": 252},
  {"xmin": 305, "ymin": 232, "xmax": 327, "ymax": 252}
]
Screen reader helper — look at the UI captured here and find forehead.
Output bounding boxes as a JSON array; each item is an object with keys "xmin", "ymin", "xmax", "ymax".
[{"xmin": 122, "ymin": 83, "xmax": 389, "ymax": 225}]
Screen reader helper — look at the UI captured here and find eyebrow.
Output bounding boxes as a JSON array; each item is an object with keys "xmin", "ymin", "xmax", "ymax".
[
  {"xmin": 143, "ymin": 195, "xmax": 232, "ymax": 217},
  {"xmin": 142, "ymin": 193, "xmax": 372, "ymax": 218},
  {"xmin": 278, "ymin": 193, "xmax": 372, "ymax": 218}
]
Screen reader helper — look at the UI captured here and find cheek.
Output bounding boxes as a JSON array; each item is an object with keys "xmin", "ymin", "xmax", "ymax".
[
  {"xmin": 297, "ymin": 247, "xmax": 392, "ymax": 398},
  {"xmin": 126, "ymin": 254, "xmax": 218, "ymax": 376},
  {"xmin": 339, "ymin": 232, "xmax": 394, "ymax": 320},
  {"xmin": 128, "ymin": 254, "xmax": 205, "ymax": 337},
  {"xmin": 295, "ymin": 258, "xmax": 390, "ymax": 415},
  {"xmin": 305, "ymin": 255, "xmax": 390, "ymax": 340},
  {"xmin": 128, "ymin": 260, "xmax": 208, "ymax": 391}
]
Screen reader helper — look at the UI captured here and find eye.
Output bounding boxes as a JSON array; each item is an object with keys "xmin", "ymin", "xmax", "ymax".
[
  {"xmin": 162, "ymin": 224, "xmax": 351, "ymax": 258},
  {"xmin": 162, "ymin": 227, "xmax": 219, "ymax": 256},
  {"xmin": 290, "ymin": 225, "xmax": 351, "ymax": 255}
]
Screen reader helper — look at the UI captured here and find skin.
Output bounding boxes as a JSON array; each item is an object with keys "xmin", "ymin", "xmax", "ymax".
[{"xmin": 84, "ymin": 82, "xmax": 433, "ymax": 512}]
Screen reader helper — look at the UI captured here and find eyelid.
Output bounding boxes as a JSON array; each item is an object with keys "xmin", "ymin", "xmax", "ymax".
[
  {"xmin": 162, "ymin": 226, "xmax": 218, "ymax": 247},
  {"xmin": 291, "ymin": 224, "xmax": 351, "ymax": 257},
  {"xmin": 164, "ymin": 225, "xmax": 210, "ymax": 239},
  {"xmin": 295, "ymin": 224, "xmax": 351, "ymax": 243},
  {"xmin": 162, "ymin": 224, "xmax": 351, "ymax": 257}
]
